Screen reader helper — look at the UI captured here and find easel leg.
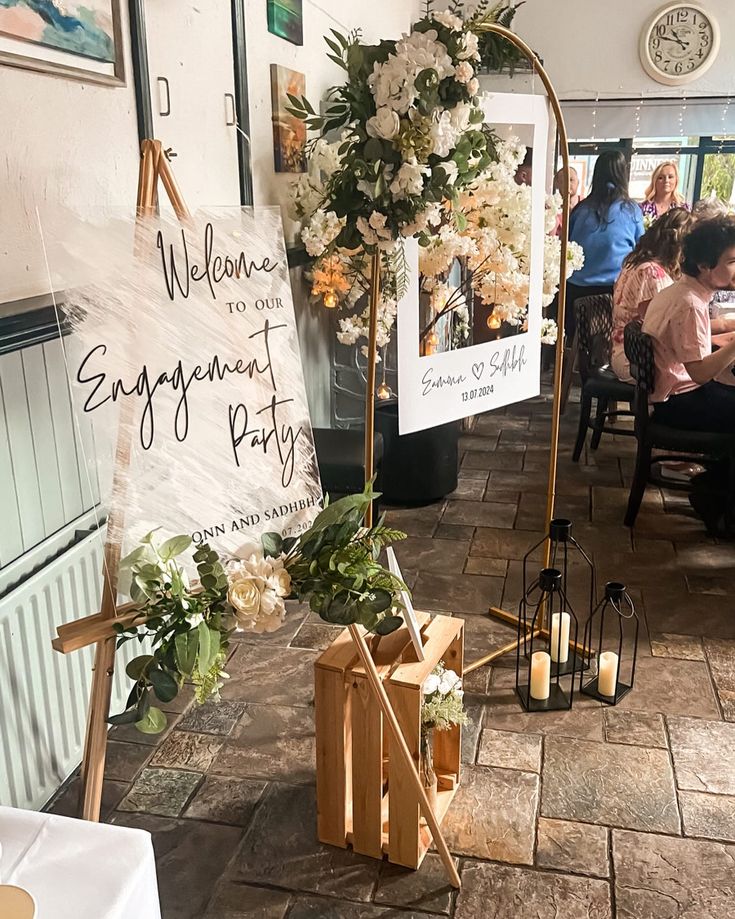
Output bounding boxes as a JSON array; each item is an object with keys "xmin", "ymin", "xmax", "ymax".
[
  {"xmin": 80, "ymin": 636, "xmax": 117, "ymax": 820},
  {"xmin": 77, "ymin": 139, "xmax": 189, "ymax": 820}
]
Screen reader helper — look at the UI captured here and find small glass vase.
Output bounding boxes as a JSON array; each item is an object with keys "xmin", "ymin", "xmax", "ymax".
[{"xmin": 420, "ymin": 727, "xmax": 438, "ymax": 817}]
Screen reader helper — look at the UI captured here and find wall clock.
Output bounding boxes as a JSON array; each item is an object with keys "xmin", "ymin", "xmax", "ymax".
[{"xmin": 640, "ymin": 3, "xmax": 720, "ymax": 86}]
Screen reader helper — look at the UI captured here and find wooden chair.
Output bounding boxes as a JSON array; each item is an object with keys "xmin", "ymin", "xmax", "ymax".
[
  {"xmin": 623, "ymin": 319, "xmax": 735, "ymax": 527},
  {"xmin": 572, "ymin": 295, "xmax": 635, "ymax": 462}
]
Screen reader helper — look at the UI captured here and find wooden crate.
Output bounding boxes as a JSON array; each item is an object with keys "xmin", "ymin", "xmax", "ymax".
[{"xmin": 315, "ymin": 613, "xmax": 464, "ymax": 869}]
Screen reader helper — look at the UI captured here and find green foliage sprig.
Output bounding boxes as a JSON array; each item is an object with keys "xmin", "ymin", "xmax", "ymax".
[
  {"xmin": 469, "ymin": 1, "xmax": 530, "ymax": 75},
  {"xmin": 261, "ymin": 483, "xmax": 409, "ymax": 635},
  {"xmin": 111, "ymin": 485, "xmax": 410, "ymax": 734},
  {"xmin": 109, "ymin": 532, "xmax": 234, "ymax": 734}
]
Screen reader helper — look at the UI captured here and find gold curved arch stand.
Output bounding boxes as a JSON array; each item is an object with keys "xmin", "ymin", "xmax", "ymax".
[{"xmin": 359, "ymin": 36, "xmax": 578, "ymax": 887}]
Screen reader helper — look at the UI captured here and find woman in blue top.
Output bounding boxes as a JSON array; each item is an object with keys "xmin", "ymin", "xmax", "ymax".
[{"xmin": 566, "ymin": 150, "xmax": 644, "ymax": 339}]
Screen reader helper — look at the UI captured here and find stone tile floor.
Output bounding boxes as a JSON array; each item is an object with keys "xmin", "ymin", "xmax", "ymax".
[{"xmin": 49, "ymin": 389, "xmax": 735, "ymax": 918}]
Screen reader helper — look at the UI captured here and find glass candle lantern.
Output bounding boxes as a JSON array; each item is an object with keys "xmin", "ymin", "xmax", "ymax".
[
  {"xmin": 580, "ymin": 582, "xmax": 639, "ymax": 705},
  {"xmin": 521, "ymin": 518, "xmax": 595, "ymax": 675},
  {"xmin": 516, "ymin": 568, "xmax": 580, "ymax": 713}
]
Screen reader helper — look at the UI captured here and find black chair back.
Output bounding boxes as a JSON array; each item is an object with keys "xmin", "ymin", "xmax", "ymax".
[
  {"xmin": 575, "ymin": 294, "xmax": 614, "ymax": 383},
  {"xmin": 623, "ymin": 319, "xmax": 655, "ymax": 437}
]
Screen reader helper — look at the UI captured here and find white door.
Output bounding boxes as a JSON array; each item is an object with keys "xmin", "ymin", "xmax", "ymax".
[{"xmin": 144, "ymin": 0, "xmax": 241, "ymax": 209}]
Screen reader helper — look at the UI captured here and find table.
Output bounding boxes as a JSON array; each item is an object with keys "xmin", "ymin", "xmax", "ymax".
[{"xmin": 0, "ymin": 806, "xmax": 161, "ymax": 919}]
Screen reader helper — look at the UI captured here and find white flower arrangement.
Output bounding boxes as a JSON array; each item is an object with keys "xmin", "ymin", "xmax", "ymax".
[
  {"xmin": 226, "ymin": 543, "xmax": 292, "ymax": 634},
  {"xmin": 287, "ymin": 12, "xmax": 498, "ymax": 353},
  {"xmin": 422, "ymin": 660, "xmax": 468, "ymax": 733}
]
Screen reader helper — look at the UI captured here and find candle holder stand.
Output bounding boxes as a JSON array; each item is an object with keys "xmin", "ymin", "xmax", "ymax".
[
  {"xmin": 522, "ymin": 519, "xmax": 594, "ymax": 676},
  {"xmin": 580, "ymin": 582, "xmax": 639, "ymax": 705},
  {"xmin": 516, "ymin": 568, "xmax": 580, "ymax": 713}
]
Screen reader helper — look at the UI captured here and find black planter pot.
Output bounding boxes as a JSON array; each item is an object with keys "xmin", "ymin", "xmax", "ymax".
[{"xmin": 375, "ymin": 400, "xmax": 459, "ymax": 505}]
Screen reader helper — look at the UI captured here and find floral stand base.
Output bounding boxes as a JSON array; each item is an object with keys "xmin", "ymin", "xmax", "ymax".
[{"xmin": 315, "ymin": 613, "xmax": 464, "ymax": 870}]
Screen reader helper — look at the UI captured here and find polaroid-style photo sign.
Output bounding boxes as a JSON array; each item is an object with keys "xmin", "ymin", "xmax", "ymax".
[{"xmin": 397, "ymin": 93, "xmax": 550, "ymax": 434}]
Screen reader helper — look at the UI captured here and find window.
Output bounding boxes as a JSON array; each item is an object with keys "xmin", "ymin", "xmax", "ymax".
[{"xmin": 567, "ymin": 135, "xmax": 735, "ymax": 205}]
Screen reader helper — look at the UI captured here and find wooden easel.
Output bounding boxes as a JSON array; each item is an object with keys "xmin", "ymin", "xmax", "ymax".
[
  {"xmin": 52, "ymin": 141, "xmax": 460, "ymax": 888},
  {"xmin": 51, "ymin": 140, "xmax": 188, "ymax": 822}
]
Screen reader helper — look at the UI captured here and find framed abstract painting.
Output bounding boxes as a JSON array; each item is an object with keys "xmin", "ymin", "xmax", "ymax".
[
  {"xmin": 0, "ymin": 0, "xmax": 124, "ymax": 85},
  {"xmin": 270, "ymin": 64, "xmax": 306, "ymax": 173},
  {"xmin": 267, "ymin": 0, "xmax": 303, "ymax": 46}
]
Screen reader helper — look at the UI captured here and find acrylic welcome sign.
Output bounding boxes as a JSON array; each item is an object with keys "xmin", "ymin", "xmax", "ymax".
[{"xmin": 40, "ymin": 206, "xmax": 322, "ymax": 558}]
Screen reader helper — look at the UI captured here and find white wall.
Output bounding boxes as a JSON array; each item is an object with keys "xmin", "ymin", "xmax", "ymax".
[
  {"xmin": 513, "ymin": 0, "xmax": 735, "ymax": 100},
  {"xmin": 0, "ymin": 7, "xmax": 140, "ymax": 306}
]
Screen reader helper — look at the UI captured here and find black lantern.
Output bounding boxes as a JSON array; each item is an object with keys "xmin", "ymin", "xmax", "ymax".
[
  {"xmin": 516, "ymin": 568, "xmax": 580, "ymax": 712},
  {"xmin": 521, "ymin": 518, "xmax": 595, "ymax": 675},
  {"xmin": 580, "ymin": 582, "xmax": 639, "ymax": 705}
]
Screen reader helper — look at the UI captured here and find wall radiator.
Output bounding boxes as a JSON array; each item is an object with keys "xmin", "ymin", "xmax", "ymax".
[{"xmin": 0, "ymin": 530, "xmax": 140, "ymax": 810}]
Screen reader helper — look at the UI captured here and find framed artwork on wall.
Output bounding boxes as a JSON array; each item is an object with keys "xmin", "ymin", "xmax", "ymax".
[
  {"xmin": 0, "ymin": 0, "xmax": 124, "ymax": 85},
  {"xmin": 270, "ymin": 64, "xmax": 306, "ymax": 173},
  {"xmin": 267, "ymin": 0, "xmax": 303, "ymax": 46}
]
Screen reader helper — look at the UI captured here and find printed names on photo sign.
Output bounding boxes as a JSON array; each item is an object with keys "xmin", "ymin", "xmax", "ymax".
[{"xmin": 47, "ymin": 206, "xmax": 322, "ymax": 557}]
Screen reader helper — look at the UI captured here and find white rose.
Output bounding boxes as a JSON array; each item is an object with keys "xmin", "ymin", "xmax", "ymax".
[
  {"xmin": 228, "ymin": 576, "xmax": 262, "ymax": 622},
  {"xmin": 389, "ymin": 160, "xmax": 428, "ymax": 199},
  {"xmin": 467, "ymin": 78, "xmax": 479, "ymax": 97},
  {"xmin": 268, "ymin": 566, "xmax": 292, "ymax": 598},
  {"xmin": 366, "ymin": 106, "xmax": 401, "ymax": 140},
  {"xmin": 455, "ymin": 61, "xmax": 474, "ymax": 84},
  {"xmin": 423, "ymin": 673, "xmax": 441, "ymax": 695}
]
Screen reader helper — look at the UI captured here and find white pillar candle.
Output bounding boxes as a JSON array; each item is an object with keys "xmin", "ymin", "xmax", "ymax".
[
  {"xmin": 530, "ymin": 651, "xmax": 551, "ymax": 701},
  {"xmin": 550, "ymin": 612, "xmax": 571, "ymax": 663},
  {"xmin": 598, "ymin": 651, "xmax": 619, "ymax": 697}
]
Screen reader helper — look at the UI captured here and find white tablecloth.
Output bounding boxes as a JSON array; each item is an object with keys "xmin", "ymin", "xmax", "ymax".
[{"xmin": 0, "ymin": 806, "xmax": 161, "ymax": 919}]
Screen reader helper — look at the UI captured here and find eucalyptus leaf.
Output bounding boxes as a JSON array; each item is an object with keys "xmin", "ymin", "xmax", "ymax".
[
  {"xmin": 375, "ymin": 615, "xmax": 403, "ymax": 636},
  {"xmin": 125, "ymin": 654, "xmax": 154, "ymax": 682},
  {"xmin": 135, "ymin": 705, "xmax": 167, "ymax": 735},
  {"xmin": 149, "ymin": 667, "xmax": 179, "ymax": 703},
  {"xmin": 361, "ymin": 587, "xmax": 393, "ymax": 615},
  {"xmin": 261, "ymin": 532, "xmax": 283, "ymax": 558}
]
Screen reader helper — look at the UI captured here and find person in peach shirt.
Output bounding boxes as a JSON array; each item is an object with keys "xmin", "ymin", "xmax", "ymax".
[
  {"xmin": 642, "ymin": 216, "xmax": 735, "ymax": 432},
  {"xmin": 611, "ymin": 208, "xmax": 695, "ymax": 382}
]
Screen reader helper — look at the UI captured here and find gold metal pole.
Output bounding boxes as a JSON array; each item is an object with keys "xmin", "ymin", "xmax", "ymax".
[
  {"xmin": 363, "ymin": 251, "xmax": 381, "ymax": 528},
  {"xmin": 464, "ymin": 23, "xmax": 572, "ymax": 674}
]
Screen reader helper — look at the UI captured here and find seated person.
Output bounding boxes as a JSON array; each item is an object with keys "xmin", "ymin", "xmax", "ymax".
[
  {"xmin": 642, "ymin": 216, "xmax": 735, "ymax": 433},
  {"xmin": 612, "ymin": 209, "xmax": 694, "ymax": 382}
]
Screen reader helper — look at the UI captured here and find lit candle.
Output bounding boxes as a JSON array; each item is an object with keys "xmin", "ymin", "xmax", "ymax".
[
  {"xmin": 598, "ymin": 651, "xmax": 619, "ymax": 697},
  {"xmin": 530, "ymin": 651, "xmax": 551, "ymax": 701},
  {"xmin": 550, "ymin": 612, "xmax": 570, "ymax": 664}
]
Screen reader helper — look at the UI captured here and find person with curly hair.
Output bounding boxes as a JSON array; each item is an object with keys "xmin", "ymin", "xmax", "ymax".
[
  {"xmin": 642, "ymin": 216, "xmax": 735, "ymax": 432},
  {"xmin": 611, "ymin": 208, "xmax": 695, "ymax": 382}
]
